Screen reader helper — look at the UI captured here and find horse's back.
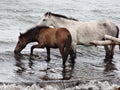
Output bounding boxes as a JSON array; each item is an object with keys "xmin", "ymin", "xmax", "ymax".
[
  {"xmin": 38, "ymin": 27, "xmax": 57, "ymax": 47},
  {"xmin": 96, "ymin": 20, "xmax": 118, "ymax": 38},
  {"xmin": 38, "ymin": 27, "xmax": 70, "ymax": 40},
  {"xmin": 55, "ymin": 28, "xmax": 71, "ymax": 42},
  {"xmin": 56, "ymin": 28, "xmax": 70, "ymax": 36},
  {"xmin": 76, "ymin": 19, "xmax": 119, "ymax": 45},
  {"xmin": 37, "ymin": 27, "xmax": 71, "ymax": 48}
]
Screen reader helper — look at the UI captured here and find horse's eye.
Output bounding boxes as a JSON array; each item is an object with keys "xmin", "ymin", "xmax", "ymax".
[
  {"xmin": 43, "ymin": 19, "xmax": 46, "ymax": 21},
  {"xmin": 18, "ymin": 41, "xmax": 20, "ymax": 44}
]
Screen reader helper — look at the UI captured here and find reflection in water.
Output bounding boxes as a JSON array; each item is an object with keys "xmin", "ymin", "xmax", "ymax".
[
  {"xmin": 62, "ymin": 63, "xmax": 75, "ymax": 80},
  {"xmin": 14, "ymin": 53, "xmax": 75, "ymax": 80},
  {"xmin": 28, "ymin": 57, "xmax": 34, "ymax": 69},
  {"xmin": 104, "ymin": 58, "xmax": 117, "ymax": 72},
  {"xmin": 14, "ymin": 53, "xmax": 117, "ymax": 81},
  {"xmin": 14, "ymin": 54, "xmax": 26, "ymax": 75}
]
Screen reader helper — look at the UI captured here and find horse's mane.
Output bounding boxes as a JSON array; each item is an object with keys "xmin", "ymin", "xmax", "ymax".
[
  {"xmin": 45, "ymin": 12, "xmax": 78, "ymax": 21},
  {"xmin": 21, "ymin": 26, "xmax": 49, "ymax": 38}
]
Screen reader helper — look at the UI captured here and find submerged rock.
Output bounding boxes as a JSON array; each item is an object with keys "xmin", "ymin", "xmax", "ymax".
[{"xmin": 0, "ymin": 80, "xmax": 119, "ymax": 90}]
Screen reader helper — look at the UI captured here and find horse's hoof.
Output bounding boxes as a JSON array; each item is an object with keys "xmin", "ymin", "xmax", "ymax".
[
  {"xmin": 46, "ymin": 58, "xmax": 51, "ymax": 62},
  {"xmin": 71, "ymin": 62, "xmax": 75, "ymax": 67},
  {"xmin": 14, "ymin": 53, "xmax": 22, "ymax": 56},
  {"xmin": 30, "ymin": 55, "xmax": 34, "ymax": 59},
  {"xmin": 63, "ymin": 64, "xmax": 66, "ymax": 69},
  {"xmin": 30, "ymin": 54, "xmax": 39, "ymax": 58}
]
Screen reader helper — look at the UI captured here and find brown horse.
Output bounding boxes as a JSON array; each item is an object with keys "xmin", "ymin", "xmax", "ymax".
[{"xmin": 14, "ymin": 26, "xmax": 75, "ymax": 66}]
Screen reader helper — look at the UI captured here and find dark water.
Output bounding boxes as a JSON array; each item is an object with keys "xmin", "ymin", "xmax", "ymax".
[{"xmin": 0, "ymin": 0, "xmax": 120, "ymax": 89}]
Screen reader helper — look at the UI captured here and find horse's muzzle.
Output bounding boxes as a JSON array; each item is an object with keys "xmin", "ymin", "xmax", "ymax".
[{"xmin": 14, "ymin": 50, "xmax": 20, "ymax": 54}]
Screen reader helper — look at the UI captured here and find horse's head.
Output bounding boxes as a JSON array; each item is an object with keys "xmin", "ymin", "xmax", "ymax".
[
  {"xmin": 38, "ymin": 12, "xmax": 78, "ymax": 28},
  {"xmin": 38, "ymin": 12, "xmax": 52, "ymax": 26},
  {"xmin": 38, "ymin": 12, "xmax": 59, "ymax": 28},
  {"xmin": 14, "ymin": 33, "xmax": 27, "ymax": 54}
]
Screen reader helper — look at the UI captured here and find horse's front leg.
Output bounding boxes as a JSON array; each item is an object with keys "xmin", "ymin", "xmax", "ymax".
[
  {"xmin": 30, "ymin": 44, "xmax": 43, "ymax": 56},
  {"xmin": 46, "ymin": 47, "xmax": 51, "ymax": 62}
]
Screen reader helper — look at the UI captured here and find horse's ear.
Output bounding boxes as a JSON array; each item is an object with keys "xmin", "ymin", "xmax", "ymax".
[
  {"xmin": 19, "ymin": 32, "xmax": 23, "ymax": 39},
  {"xmin": 48, "ymin": 12, "xmax": 51, "ymax": 16},
  {"xmin": 20, "ymin": 32, "xmax": 23, "ymax": 36},
  {"xmin": 45, "ymin": 12, "xmax": 51, "ymax": 16},
  {"xmin": 20, "ymin": 32, "xmax": 22, "ymax": 35}
]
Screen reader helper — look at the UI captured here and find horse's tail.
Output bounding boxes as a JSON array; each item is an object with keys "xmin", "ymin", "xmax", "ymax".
[
  {"xmin": 116, "ymin": 25, "xmax": 120, "ymax": 50},
  {"xmin": 63, "ymin": 34, "xmax": 72, "ymax": 65}
]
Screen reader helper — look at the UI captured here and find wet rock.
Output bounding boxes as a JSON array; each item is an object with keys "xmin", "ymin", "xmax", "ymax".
[
  {"xmin": 26, "ymin": 84, "xmax": 40, "ymax": 90},
  {"xmin": 0, "ymin": 81, "xmax": 120, "ymax": 90},
  {"xmin": 49, "ymin": 68, "xmax": 56, "ymax": 73},
  {"xmin": 48, "ymin": 73, "xmax": 63, "ymax": 80},
  {"xmin": 33, "ymin": 61, "xmax": 48, "ymax": 71},
  {"xmin": 44, "ymin": 85, "xmax": 58, "ymax": 90},
  {"xmin": 114, "ymin": 87, "xmax": 120, "ymax": 90}
]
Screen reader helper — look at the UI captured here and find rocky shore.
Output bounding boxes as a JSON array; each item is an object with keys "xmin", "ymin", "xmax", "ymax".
[{"xmin": 0, "ymin": 80, "xmax": 119, "ymax": 90}]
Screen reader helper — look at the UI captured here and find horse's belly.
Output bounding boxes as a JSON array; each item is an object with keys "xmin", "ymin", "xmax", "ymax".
[
  {"xmin": 46, "ymin": 43, "xmax": 58, "ymax": 48},
  {"xmin": 77, "ymin": 33, "xmax": 104, "ymax": 45}
]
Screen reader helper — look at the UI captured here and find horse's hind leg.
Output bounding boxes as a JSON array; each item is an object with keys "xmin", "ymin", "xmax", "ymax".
[
  {"xmin": 59, "ymin": 47, "xmax": 67, "ymax": 66},
  {"xmin": 46, "ymin": 47, "xmax": 51, "ymax": 62},
  {"xmin": 71, "ymin": 42, "xmax": 77, "ymax": 59},
  {"xmin": 104, "ymin": 45, "xmax": 115, "ymax": 59},
  {"xmin": 69, "ymin": 48, "xmax": 75, "ymax": 66},
  {"xmin": 110, "ymin": 45, "xmax": 115, "ymax": 58}
]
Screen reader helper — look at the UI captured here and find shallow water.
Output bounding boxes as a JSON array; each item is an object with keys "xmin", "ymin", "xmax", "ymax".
[{"xmin": 0, "ymin": 0, "xmax": 120, "ymax": 89}]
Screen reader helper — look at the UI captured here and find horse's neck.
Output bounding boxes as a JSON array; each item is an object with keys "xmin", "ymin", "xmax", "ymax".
[
  {"xmin": 52, "ymin": 17, "xmax": 75, "ymax": 28},
  {"xmin": 25, "ymin": 33, "xmax": 37, "ymax": 43},
  {"xmin": 52, "ymin": 17, "xmax": 88, "ymax": 32}
]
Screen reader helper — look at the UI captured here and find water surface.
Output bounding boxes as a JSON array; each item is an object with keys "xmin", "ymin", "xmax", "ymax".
[{"xmin": 0, "ymin": 0, "xmax": 120, "ymax": 87}]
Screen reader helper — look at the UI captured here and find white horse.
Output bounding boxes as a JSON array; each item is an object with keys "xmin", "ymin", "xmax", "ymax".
[{"xmin": 38, "ymin": 12, "xmax": 119, "ymax": 59}]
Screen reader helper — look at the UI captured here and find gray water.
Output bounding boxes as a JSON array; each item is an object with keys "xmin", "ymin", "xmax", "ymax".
[{"xmin": 0, "ymin": 0, "xmax": 120, "ymax": 89}]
